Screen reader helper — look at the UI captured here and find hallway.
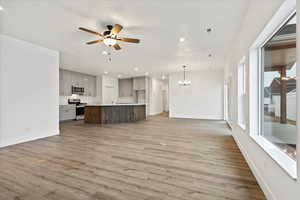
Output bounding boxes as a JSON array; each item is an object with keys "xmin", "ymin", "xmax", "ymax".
[{"xmin": 0, "ymin": 115, "xmax": 265, "ymax": 200}]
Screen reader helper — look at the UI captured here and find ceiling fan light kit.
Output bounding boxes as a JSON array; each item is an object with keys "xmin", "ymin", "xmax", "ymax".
[
  {"xmin": 79, "ymin": 24, "xmax": 140, "ymax": 51},
  {"xmin": 103, "ymin": 38, "xmax": 117, "ymax": 46},
  {"xmin": 178, "ymin": 65, "xmax": 191, "ymax": 86}
]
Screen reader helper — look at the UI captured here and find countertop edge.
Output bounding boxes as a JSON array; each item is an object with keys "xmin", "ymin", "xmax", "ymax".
[{"xmin": 86, "ymin": 104, "xmax": 146, "ymax": 107}]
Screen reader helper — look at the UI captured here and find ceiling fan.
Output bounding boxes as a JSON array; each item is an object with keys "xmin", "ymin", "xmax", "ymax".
[{"xmin": 78, "ymin": 24, "xmax": 140, "ymax": 50}]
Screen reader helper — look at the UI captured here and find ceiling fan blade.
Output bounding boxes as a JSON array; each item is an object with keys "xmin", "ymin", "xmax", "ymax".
[
  {"xmin": 118, "ymin": 37, "xmax": 140, "ymax": 43},
  {"xmin": 111, "ymin": 24, "xmax": 123, "ymax": 35},
  {"xmin": 113, "ymin": 44, "xmax": 121, "ymax": 50},
  {"xmin": 79, "ymin": 27, "xmax": 103, "ymax": 36},
  {"xmin": 86, "ymin": 40, "xmax": 103, "ymax": 45}
]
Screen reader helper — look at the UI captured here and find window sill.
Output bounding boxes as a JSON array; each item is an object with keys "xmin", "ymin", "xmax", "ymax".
[{"xmin": 251, "ymin": 135, "xmax": 297, "ymax": 180}]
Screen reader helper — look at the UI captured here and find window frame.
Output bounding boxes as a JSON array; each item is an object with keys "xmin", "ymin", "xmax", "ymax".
[
  {"xmin": 249, "ymin": 6, "xmax": 297, "ymax": 179},
  {"xmin": 238, "ymin": 57, "xmax": 247, "ymax": 129}
]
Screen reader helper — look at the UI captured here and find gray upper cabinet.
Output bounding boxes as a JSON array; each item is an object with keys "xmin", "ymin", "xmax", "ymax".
[
  {"xmin": 63, "ymin": 70, "xmax": 72, "ymax": 96},
  {"xmin": 59, "ymin": 69, "xmax": 96, "ymax": 97},
  {"xmin": 83, "ymin": 74, "xmax": 90, "ymax": 96},
  {"xmin": 119, "ymin": 78, "xmax": 133, "ymax": 97},
  {"xmin": 133, "ymin": 77, "xmax": 146, "ymax": 90},
  {"xmin": 59, "ymin": 70, "xmax": 64, "ymax": 96},
  {"xmin": 83, "ymin": 74, "xmax": 96, "ymax": 97},
  {"xmin": 89, "ymin": 76, "xmax": 96, "ymax": 97},
  {"xmin": 71, "ymin": 72, "xmax": 81, "ymax": 87}
]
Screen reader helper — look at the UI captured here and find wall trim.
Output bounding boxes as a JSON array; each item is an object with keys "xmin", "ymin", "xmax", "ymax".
[
  {"xmin": 169, "ymin": 115, "xmax": 223, "ymax": 120},
  {"xmin": 226, "ymin": 120, "xmax": 233, "ymax": 129},
  {"xmin": 149, "ymin": 112, "xmax": 164, "ymax": 116},
  {"xmin": 0, "ymin": 131, "xmax": 59, "ymax": 148}
]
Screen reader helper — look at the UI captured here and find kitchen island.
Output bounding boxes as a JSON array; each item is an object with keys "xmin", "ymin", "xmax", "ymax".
[{"xmin": 85, "ymin": 104, "xmax": 146, "ymax": 124}]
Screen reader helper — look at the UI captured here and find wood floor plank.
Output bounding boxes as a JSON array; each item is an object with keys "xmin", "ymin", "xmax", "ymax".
[{"xmin": 0, "ymin": 114, "xmax": 266, "ymax": 200}]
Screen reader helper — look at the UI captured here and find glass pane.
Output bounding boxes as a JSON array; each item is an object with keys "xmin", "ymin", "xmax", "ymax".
[{"xmin": 262, "ymin": 14, "xmax": 297, "ymax": 160}]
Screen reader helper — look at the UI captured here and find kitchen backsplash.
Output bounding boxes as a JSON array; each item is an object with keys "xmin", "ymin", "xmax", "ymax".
[{"xmin": 117, "ymin": 96, "xmax": 135, "ymax": 104}]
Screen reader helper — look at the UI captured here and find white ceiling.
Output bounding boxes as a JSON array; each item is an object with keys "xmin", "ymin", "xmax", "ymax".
[{"xmin": 0, "ymin": 0, "xmax": 249, "ymax": 77}]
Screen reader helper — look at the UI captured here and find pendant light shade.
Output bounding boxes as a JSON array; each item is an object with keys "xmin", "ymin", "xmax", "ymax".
[{"xmin": 178, "ymin": 65, "xmax": 191, "ymax": 86}]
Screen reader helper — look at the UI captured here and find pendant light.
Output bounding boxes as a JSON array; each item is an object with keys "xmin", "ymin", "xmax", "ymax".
[{"xmin": 178, "ymin": 65, "xmax": 191, "ymax": 86}]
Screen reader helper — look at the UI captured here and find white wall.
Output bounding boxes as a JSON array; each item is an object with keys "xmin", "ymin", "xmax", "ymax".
[
  {"xmin": 224, "ymin": 0, "xmax": 300, "ymax": 199},
  {"xmin": 169, "ymin": 70, "xmax": 224, "ymax": 120},
  {"xmin": 0, "ymin": 35, "xmax": 59, "ymax": 147},
  {"xmin": 149, "ymin": 78, "xmax": 164, "ymax": 115}
]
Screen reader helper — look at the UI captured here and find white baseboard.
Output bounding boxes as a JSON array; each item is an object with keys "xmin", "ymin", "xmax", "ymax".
[
  {"xmin": 149, "ymin": 112, "xmax": 164, "ymax": 116},
  {"xmin": 0, "ymin": 131, "xmax": 59, "ymax": 148},
  {"xmin": 232, "ymin": 134, "xmax": 276, "ymax": 200},
  {"xmin": 169, "ymin": 115, "xmax": 223, "ymax": 120}
]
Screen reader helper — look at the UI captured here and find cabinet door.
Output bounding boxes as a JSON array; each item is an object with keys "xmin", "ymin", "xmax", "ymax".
[
  {"xmin": 139, "ymin": 77, "xmax": 146, "ymax": 90},
  {"xmin": 83, "ymin": 75, "xmax": 90, "ymax": 96},
  {"xmin": 133, "ymin": 78, "xmax": 140, "ymax": 90},
  {"xmin": 133, "ymin": 77, "xmax": 145, "ymax": 90},
  {"xmin": 63, "ymin": 70, "xmax": 72, "ymax": 96},
  {"xmin": 119, "ymin": 79, "xmax": 126, "ymax": 96},
  {"xmin": 90, "ymin": 76, "xmax": 96, "ymax": 97},
  {"xmin": 71, "ymin": 72, "xmax": 79, "ymax": 87},
  {"xmin": 59, "ymin": 70, "xmax": 64, "ymax": 96},
  {"xmin": 119, "ymin": 78, "xmax": 133, "ymax": 97},
  {"xmin": 59, "ymin": 105, "xmax": 76, "ymax": 121},
  {"xmin": 78, "ymin": 73, "xmax": 84, "ymax": 88}
]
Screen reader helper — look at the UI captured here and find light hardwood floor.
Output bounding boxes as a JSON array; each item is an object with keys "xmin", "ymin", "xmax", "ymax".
[{"xmin": 0, "ymin": 114, "xmax": 266, "ymax": 200}]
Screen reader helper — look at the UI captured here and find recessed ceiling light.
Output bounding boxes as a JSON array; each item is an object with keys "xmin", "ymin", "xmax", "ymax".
[
  {"xmin": 104, "ymin": 71, "xmax": 108, "ymax": 74},
  {"xmin": 118, "ymin": 74, "xmax": 122, "ymax": 78},
  {"xmin": 179, "ymin": 37, "xmax": 185, "ymax": 42},
  {"xmin": 134, "ymin": 67, "xmax": 139, "ymax": 71},
  {"xmin": 0, "ymin": 6, "xmax": 3, "ymax": 11},
  {"xmin": 162, "ymin": 75, "xmax": 166, "ymax": 80},
  {"xmin": 102, "ymin": 51, "xmax": 108, "ymax": 55}
]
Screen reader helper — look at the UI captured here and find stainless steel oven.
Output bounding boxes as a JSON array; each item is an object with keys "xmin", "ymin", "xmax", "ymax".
[
  {"xmin": 68, "ymin": 99, "xmax": 87, "ymax": 120},
  {"xmin": 75, "ymin": 104, "xmax": 85, "ymax": 120}
]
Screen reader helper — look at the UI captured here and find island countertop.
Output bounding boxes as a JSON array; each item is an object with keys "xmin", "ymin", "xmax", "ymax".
[{"xmin": 86, "ymin": 103, "xmax": 146, "ymax": 107}]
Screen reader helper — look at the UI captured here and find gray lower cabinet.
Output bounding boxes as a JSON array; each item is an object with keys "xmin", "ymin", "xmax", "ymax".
[{"xmin": 59, "ymin": 105, "xmax": 76, "ymax": 121}]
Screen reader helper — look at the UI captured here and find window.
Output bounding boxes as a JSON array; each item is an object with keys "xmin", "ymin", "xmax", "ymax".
[
  {"xmin": 238, "ymin": 58, "xmax": 246, "ymax": 129},
  {"xmin": 260, "ymin": 14, "xmax": 297, "ymax": 160},
  {"xmin": 249, "ymin": 2, "xmax": 297, "ymax": 178},
  {"xmin": 226, "ymin": 78, "xmax": 234, "ymax": 127}
]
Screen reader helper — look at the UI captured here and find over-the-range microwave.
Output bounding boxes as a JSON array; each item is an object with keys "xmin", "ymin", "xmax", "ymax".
[{"xmin": 72, "ymin": 86, "xmax": 84, "ymax": 95}]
